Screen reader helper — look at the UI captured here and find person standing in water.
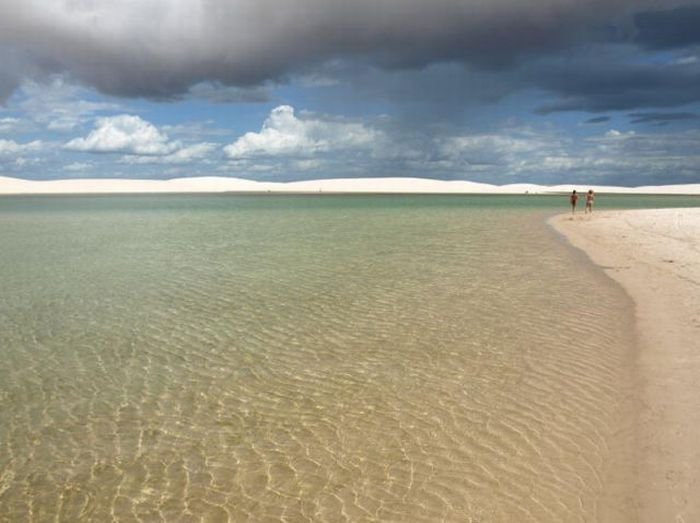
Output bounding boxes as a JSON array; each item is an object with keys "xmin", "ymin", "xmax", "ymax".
[
  {"xmin": 569, "ymin": 190, "xmax": 579, "ymax": 214},
  {"xmin": 585, "ymin": 189, "xmax": 595, "ymax": 214}
]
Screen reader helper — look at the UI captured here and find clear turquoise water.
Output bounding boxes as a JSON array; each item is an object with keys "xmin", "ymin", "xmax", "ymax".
[{"xmin": 0, "ymin": 194, "xmax": 695, "ymax": 521}]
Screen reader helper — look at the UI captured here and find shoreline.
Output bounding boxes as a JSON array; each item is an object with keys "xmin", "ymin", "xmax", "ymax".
[{"xmin": 549, "ymin": 208, "xmax": 700, "ymax": 522}]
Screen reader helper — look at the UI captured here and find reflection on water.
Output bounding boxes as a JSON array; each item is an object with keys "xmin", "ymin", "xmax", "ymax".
[{"xmin": 0, "ymin": 196, "xmax": 638, "ymax": 521}]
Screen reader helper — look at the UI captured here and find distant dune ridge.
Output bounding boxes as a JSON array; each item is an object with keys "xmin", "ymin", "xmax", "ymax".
[{"xmin": 0, "ymin": 175, "xmax": 699, "ymax": 195}]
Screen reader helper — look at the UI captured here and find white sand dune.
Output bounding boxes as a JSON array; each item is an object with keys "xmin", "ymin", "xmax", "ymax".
[
  {"xmin": 550, "ymin": 208, "xmax": 700, "ymax": 522},
  {"xmin": 0, "ymin": 175, "xmax": 699, "ymax": 195}
]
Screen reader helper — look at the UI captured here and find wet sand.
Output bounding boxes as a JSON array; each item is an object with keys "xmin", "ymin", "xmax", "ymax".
[{"xmin": 550, "ymin": 208, "xmax": 700, "ymax": 522}]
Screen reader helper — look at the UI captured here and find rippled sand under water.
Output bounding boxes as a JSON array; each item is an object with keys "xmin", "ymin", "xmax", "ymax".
[{"xmin": 0, "ymin": 196, "xmax": 637, "ymax": 521}]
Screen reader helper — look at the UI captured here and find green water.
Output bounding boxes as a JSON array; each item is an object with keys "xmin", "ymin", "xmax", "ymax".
[
  {"xmin": 0, "ymin": 194, "xmax": 695, "ymax": 521},
  {"xmin": 1, "ymin": 192, "xmax": 697, "ymax": 214}
]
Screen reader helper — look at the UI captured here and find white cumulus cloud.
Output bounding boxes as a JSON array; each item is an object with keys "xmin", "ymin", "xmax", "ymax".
[
  {"xmin": 224, "ymin": 105, "xmax": 380, "ymax": 159},
  {"xmin": 19, "ymin": 78, "xmax": 121, "ymax": 132},
  {"xmin": 122, "ymin": 142, "xmax": 218, "ymax": 164},
  {"xmin": 439, "ymin": 131, "xmax": 564, "ymax": 170},
  {"xmin": 0, "ymin": 117, "xmax": 21, "ymax": 133},
  {"xmin": 65, "ymin": 114, "xmax": 179, "ymax": 155},
  {"xmin": 0, "ymin": 138, "xmax": 44, "ymax": 155},
  {"xmin": 63, "ymin": 162, "xmax": 92, "ymax": 172}
]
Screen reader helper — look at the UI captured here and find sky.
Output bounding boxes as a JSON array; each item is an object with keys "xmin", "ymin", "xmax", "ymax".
[{"xmin": 1, "ymin": 0, "xmax": 700, "ymax": 186}]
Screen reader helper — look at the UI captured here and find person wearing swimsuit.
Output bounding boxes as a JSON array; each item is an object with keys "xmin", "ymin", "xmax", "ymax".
[
  {"xmin": 569, "ymin": 190, "xmax": 579, "ymax": 214},
  {"xmin": 585, "ymin": 189, "xmax": 594, "ymax": 214}
]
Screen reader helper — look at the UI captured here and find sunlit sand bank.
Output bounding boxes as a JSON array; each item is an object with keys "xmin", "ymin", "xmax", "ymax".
[
  {"xmin": 0, "ymin": 175, "xmax": 699, "ymax": 195},
  {"xmin": 550, "ymin": 208, "xmax": 700, "ymax": 522}
]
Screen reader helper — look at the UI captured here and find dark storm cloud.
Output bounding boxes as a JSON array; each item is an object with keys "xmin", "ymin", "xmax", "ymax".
[
  {"xmin": 526, "ymin": 3, "xmax": 700, "ymax": 114},
  {"xmin": 634, "ymin": 5, "xmax": 700, "ymax": 49},
  {"xmin": 628, "ymin": 111, "xmax": 700, "ymax": 124},
  {"xmin": 314, "ymin": 62, "xmax": 523, "ymax": 123},
  {"xmin": 533, "ymin": 55, "xmax": 700, "ymax": 113},
  {"xmin": 0, "ymin": 48, "xmax": 53, "ymax": 102},
  {"xmin": 0, "ymin": 0, "xmax": 687, "ymax": 102},
  {"xmin": 186, "ymin": 83, "xmax": 271, "ymax": 104}
]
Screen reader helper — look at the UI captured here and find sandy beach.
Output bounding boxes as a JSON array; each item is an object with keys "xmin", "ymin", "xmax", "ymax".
[{"xmin": 550, "ymin": 208, "xmax": 700, "ymax": 522}]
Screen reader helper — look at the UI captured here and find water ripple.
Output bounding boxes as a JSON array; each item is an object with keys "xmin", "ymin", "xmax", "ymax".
[{"xmin": 0, "ymin": 202, "xmax": 636, "ymax": 521}]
